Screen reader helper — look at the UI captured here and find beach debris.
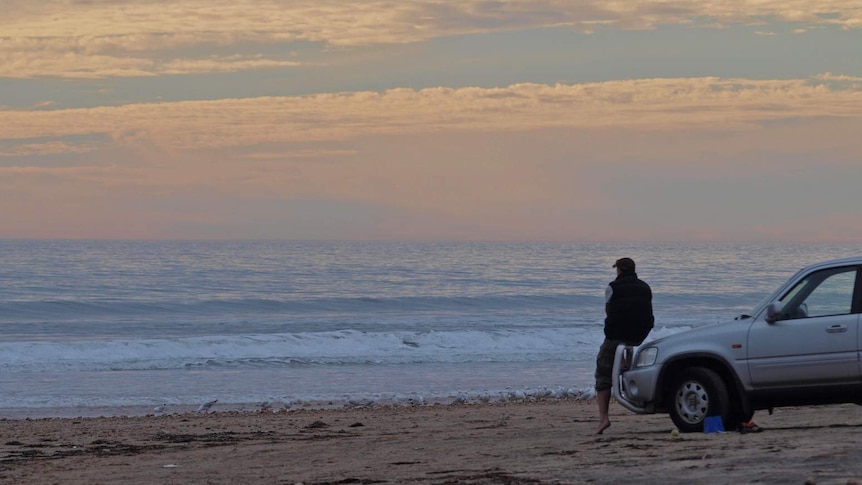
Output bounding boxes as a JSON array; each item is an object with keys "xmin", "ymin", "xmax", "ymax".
[
  {"xmin": 266, "ymin": 385, "xmax": 611, "ymax": 413},
  {"xmin": 450, "ymin": 392, "xmax": 469, "ymax": 405},
  {"xmin": 162, "ymin": 464, "xmax": 179, "ymax": 468},
  {"xmin": 346, "ymin": 397, "xmax": 374, "ymax": 408},
  {"xmin": 508, "ymin": 390, "xmax": 527, "ymax": 401},
  {"xmin": 671, "ymin": 428, "xmax": 680, "ymax": 437},
  {"xmin": 257, "ymin": 400, "xmax": 273, "ymax": 412},
  {"xmin": 306, "ymin": 420, "xmax": 329, "ymax": 429},
  {"xmin": 197, "ymin": 399, "xmax": 218, "ymax": 413}
]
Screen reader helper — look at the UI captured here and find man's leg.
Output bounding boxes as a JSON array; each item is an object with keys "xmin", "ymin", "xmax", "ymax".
[
  {"xmin": 596, "ymin": 389, "xmax": 611, "ymax": 434},
  {"xmin": 594, "ymin": 339, "xmax": 616, "ymax": 434}
]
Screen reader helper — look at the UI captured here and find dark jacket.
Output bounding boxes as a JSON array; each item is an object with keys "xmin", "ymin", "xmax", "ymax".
[{"xmin": 605, "ymin": 271, "xmax": 654, "ymax": 345}]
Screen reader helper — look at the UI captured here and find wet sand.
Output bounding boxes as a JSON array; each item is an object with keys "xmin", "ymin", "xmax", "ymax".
[{"xmin": 2, "ymin": 399, "xmax": 862, "ymax": 484}]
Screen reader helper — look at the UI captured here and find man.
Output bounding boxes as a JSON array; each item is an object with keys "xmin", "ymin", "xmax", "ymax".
[{"xmin": 595, "ymin": 257, "xmax": 654, "ymax": 434}]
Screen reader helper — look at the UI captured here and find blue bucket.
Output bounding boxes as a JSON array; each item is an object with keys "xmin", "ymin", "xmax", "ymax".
[{"xmin": 703, "ymin": 416, "xmax": 725, "ymax": 433}]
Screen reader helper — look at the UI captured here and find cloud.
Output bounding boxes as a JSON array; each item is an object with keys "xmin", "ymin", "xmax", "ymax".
[
  {"xmin": 816, "ymin": 72, "xmax": 862, "ymax": 81},
  {"xmin": 0, "ymin": 140, "xmax": 96, "ymax": 157},
  {"xmin": 0, "ymin": 37, "xmax": 300, "ymax": 79},
  {"xmin": 0, "ymin": 165, "xmax": 114, "ymax": 176},
  {"xmin": 3, "ymin": 75, "xmax": 861, "ymax": 241},
  {"xmin": 3, "ymin": 0, "xmax": 862, "ymax": 78},
  {"xmin": 1, "ymin": 76, "xmax": 860, "ymax": 154}
]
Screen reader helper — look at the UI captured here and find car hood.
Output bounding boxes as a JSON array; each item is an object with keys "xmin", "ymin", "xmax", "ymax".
[{"xmin": 643, "ymin": 318, "xmax": 748, "ymax": 349}]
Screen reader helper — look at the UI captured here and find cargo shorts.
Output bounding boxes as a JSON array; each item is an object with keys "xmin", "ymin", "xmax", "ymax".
[{"xmin": 594, "ymin": 338, "xmax": 624, "ymax": 392}]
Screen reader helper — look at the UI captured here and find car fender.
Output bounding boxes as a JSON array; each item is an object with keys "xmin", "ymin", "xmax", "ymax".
[{"xmin": 655, "ymin": 350, "xmax": 751, "ymax": 416}]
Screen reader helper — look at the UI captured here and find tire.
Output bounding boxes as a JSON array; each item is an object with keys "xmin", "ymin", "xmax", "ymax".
[
  {"xmin": 666, "ymin": 367, "xmax": 729, "ymax": 433},
  {"xmin": 727, "ymin": 402, "xmax": 754, "ymax": 427}
]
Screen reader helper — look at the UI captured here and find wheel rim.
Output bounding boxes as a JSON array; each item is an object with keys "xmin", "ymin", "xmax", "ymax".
[{"xmin": 674, "ymin": 380, "xmax": 709, "ymax": 425}]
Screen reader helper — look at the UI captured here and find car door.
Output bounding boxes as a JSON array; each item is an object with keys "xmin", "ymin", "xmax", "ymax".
[{"xmin": 747, "ymin": 265, "xmax": 860, "ymax": 389}]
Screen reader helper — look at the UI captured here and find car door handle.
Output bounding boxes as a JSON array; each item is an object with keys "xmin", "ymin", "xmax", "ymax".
[{"xmin": 826, "ymin": 325, "xmax": 848, "ymax": 333}]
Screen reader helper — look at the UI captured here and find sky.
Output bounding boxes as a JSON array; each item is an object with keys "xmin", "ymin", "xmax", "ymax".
[{"xmin": 1, "ymin": 1, "xmax": 861, "ymax": 242}]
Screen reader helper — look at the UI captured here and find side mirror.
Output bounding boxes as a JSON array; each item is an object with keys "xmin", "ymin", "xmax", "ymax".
[{"xmin": 765, "ymin": 302, "xmax": 783, "ymax": 323}]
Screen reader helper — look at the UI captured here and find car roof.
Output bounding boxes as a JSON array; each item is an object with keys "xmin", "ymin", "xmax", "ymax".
[{"xmin": 799, "ymin": 256, "xmax": 862, "ymax": 273}]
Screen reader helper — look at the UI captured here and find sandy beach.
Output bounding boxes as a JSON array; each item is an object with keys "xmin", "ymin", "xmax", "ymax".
[{"xmin": 2, "ymin": 399, "xmax": 862, "ymax": 484}]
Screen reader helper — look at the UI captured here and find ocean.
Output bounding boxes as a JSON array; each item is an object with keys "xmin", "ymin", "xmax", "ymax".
[{"xmin": 1, "ymin": 240, "xmax": 859, "ymax": 418}]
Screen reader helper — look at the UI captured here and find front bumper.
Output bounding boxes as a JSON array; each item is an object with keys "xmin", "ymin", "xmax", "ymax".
[{"xmin": 611, "ymin": 344, "xmax": 660, "ymax": 414}]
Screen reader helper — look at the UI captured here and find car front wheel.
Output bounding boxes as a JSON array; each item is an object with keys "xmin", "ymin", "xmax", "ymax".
[{"xmin": 666, "ymin": 367, "xmax": 729, "ymax": 433}]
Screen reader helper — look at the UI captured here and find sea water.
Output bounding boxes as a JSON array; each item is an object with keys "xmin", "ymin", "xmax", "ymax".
[{"xmin": 1, "ymin": 240, "xmax": 859, "ymax": 418}]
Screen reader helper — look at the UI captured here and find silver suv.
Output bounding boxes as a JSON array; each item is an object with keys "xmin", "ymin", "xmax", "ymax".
[{"xmin": 612, "ymin": 256, "xmax": 862, "ymax": 433}]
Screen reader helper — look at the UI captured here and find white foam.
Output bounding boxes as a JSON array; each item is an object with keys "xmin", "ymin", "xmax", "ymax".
[{"xmin": 0, "ymin": 327, "xmax": 614, "ymax": 372}]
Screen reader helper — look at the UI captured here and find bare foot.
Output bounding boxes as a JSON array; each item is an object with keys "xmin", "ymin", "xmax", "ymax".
[{"xmin": 596, "ymin": 419, "xmax": 611, "ymax": 435}]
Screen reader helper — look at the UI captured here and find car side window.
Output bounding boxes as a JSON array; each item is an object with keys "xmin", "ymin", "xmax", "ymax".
[{"xmin": 778, "ymin": 267, "xmax": 857, "ymax": 320}]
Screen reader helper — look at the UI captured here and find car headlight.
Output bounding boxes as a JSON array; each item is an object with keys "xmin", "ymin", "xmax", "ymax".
[{"xmin": 634, "ymin": 347, "xmax": 658, "ymax": 367}]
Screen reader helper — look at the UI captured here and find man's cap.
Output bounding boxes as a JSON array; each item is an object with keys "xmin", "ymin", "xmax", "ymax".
[{"xmin": 613, "ymin": 257, "xmax": 636, "ymax": 272}]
